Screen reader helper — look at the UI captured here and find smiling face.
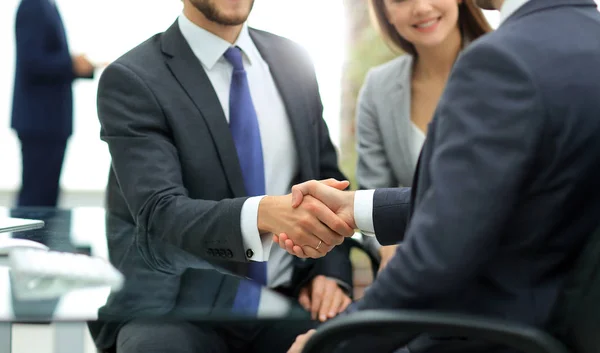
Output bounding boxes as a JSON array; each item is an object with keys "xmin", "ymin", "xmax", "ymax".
[{"xmin": 383, "ymin": 0, "xmax": 462, "ymax": 50}]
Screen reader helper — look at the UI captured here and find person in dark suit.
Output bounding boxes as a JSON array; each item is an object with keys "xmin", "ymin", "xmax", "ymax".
[
  {"xmin": 282, "ymin": 0, "xmax": 600, "ymax": 352},
  {"xmin": 94, "ymin": 0, "xmax": 355, "ymax": 352},
  {"xmin": 11, "ymin": 0, "xmax": 98, "ymax": 207}
]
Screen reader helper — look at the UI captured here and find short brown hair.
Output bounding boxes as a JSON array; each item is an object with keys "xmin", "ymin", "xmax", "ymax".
[{"xmin": 368, "ymin": 0, "xmax": 492, "ymax": 56}]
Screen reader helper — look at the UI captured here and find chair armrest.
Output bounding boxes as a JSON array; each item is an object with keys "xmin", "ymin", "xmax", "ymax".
[
  {"xmin": 302, "ymin": 310, "xmax": 571, "ymax": 353},
  {"xmin": 345, "ymin": 237, "xmax": 381, "ymax": 277}
]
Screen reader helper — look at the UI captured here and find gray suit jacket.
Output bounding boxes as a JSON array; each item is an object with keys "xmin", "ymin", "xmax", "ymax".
[
  {"xmin": 356, "ymin": 55, "xmax": 417, "ymax": 189},
  {"xmin": 353, "ymin": 0, "xmax": 600, "ymax": 351}
]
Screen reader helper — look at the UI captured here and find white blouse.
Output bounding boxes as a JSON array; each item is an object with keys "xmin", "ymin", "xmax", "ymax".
[{"xmin": 409, "ymin": 122, "xmax": 426, "ymax": 168}]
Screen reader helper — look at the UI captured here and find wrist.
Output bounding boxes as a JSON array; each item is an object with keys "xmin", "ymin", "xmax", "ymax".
[
  {"xmin": 257, "ymin": 195, "xmax": 281, "ymax": 234},
  {"xmin": 347, "ymin": 191, "xmax": 357, "ymax": 229}
]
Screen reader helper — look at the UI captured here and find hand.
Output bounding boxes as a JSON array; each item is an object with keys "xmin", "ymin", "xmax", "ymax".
[
  {"xmin": 298, "ymin": 275, "xmax": 352, "ymax": 322},
  {"xmin": 378, "ymin": 245, "xmax": 398, "ymax": 273},
  {"xmin": 287, "ymin": 329, "xmax": 316, "ymax": 353},
  {"xmin": 275, "ymin": 180, "xmax": 356, "ymax": 257},
  {"xmin": 258, "ymin": 179, "xmax": 353, "ymax": 258},
  {"xmin": 72, "ymin": 54, "xmax": 95, "ymax": 76},
  {"xmin": 291, "ymin": 179, "xmax": 356, "ymax": 228}
]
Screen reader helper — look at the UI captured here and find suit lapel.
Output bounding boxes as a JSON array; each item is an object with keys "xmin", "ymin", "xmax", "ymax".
[
  {"xmin": 250, "ymin": 30, "xmax": 316, "ymax": 181},
  {"xmin": 160, "ymin": 22, "xmax": 246, "ymax": 197},
  {"xmin": 390, "ymin": 56, "xmax": 416, "ymax": 184}
]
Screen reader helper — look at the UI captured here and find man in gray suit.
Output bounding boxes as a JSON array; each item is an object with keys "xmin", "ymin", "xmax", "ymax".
[
  {"xmin": 283, "ymin": 0, "xmax": 600, "ymax": 352},
  {"xmin": 94, "ymin": 0, "xmax": 355, "ymax": 352}
]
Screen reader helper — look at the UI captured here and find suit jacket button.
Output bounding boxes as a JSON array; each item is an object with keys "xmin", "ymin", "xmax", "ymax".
[
  {"xmin": 246, "ymin": 249, "xmax": 254, "ymax": 259},
  {"xmin": 226, "ymin": 250, "xmax": 233, "ymax": 258}
]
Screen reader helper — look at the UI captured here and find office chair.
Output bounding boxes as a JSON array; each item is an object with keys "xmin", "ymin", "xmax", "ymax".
[{"xmin": 303, "ymin": 225, "xmax": 600, "ymax": 353}]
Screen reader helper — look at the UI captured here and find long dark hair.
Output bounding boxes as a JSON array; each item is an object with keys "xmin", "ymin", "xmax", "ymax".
[{"xmin": 368, "ymin": 0, "xmax": 493, "ymax": 56}]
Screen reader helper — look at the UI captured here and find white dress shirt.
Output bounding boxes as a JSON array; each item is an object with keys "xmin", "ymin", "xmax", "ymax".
[
  {"xmin": 410, "ymin": 123, "xmax": 426, "ymax": 169},
  {"xmin": 178, "ymin": 14, "xmax": 299, "ymax": 287},
  {"xmin": 354, "ymin": 0, "xmax": 532, "ymax": 236}
]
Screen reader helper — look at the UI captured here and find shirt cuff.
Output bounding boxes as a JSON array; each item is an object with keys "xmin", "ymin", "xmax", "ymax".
[
  {"xmin": 240, "ymin": 196, "xmax": 273, "ymax": 262},
  {"xmin": 354, "ymin": 190, "xmax": 375, "ymax": 236}
]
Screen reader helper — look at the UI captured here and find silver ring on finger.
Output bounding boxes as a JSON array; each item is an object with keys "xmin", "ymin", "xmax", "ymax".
[{"xmin": 316, "ymin": 240, "xmax": 323, "ymax": 250}]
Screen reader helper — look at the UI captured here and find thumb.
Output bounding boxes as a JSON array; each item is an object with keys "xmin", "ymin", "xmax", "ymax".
[
  {"xmin": 291, "ymin": 186, "xmax": 304, "ymax": 208},
  {"xmin": 291, "ymin": 181, "xmax": 315, "ymax": 208},
  {"xmin": 291, "ymin": 179, "xmax": 348, "ymax": 208}
]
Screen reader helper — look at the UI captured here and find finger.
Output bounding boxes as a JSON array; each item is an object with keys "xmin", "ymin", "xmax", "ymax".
[
  {"xmin": 285, "ymin": 239, "xmax": 298, "ymax": 254},
  {"xmin": 286, "ymin": 221, "xmax": 336, "ymax": 253},
  {"xmin": 287, "ymin": 338, "xmax": 302, "ymax": 353},
  {"xmin": 292, "ymin": 180, "xmax": 334, "ymax": 208},
  {"xmin": 310, "ymin": 277, "xmax": 325, "ymax": 320},
  {"xmin": 292, "ymin": 245, "xmax": 308, "ymax": 258},
  {"xmin": 298, "ymin": 288, "xmax": 311, "ymax": 311},
  {"xmin": 317, "ymin": 282, "xmax": 337, "ymax": 322},
  {"xmin": 301, "ymin": 245, "xmax": 326, "ymax": 258},
  {"xmin": 275, "ymin": 233, "xmax": 285, "ymax": 249},
  {"xmin": 291, "ymin": 180, "xmax": 320, "ymax": 208},
  {"xmin": 291, "ymin": 187, "xmax": 305, "ymax": 208},
  {"xmin": 280, "ymin": 235, "xmax": 288, "ymax": 250},
  {"xmin": 288, "ymin": 241, "xmax": 309, "ymax": 258},
  {"xmin": 284, "ymin": 234, "xmax": 333, "ymax": 256},
  {"xmin": 299, "ymin": 330, "xmax": 316, "ymax": 346},
  {"xmin": 339, "ymin": 296, "xmax": 352, "ymax": 313},
  {"xmin": 325, "ymin": 289, "xmax": 345, "ymax": 319},
  {"xmin": 302, "ymin": 198, "xmax": 354, "ymax": 240}
]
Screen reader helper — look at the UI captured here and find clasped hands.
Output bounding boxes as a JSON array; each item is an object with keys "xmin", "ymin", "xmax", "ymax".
[{"xmin": 257, "ymin": 179, "xmax": 356, "ymax": 259}]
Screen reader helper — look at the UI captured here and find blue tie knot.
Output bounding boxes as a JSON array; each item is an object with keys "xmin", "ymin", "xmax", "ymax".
[{"xmin": 224, "ymin": 46, "xmax": 245, "ymax": 71}]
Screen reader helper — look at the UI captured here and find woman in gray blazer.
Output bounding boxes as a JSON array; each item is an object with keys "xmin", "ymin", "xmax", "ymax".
[{"xmin": 356, "ymin": 0, "xmax": 492, "ymax": 270}]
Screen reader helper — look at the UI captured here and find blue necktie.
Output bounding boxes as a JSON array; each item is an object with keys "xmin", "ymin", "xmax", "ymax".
[{"xmin": 224, "ymin": 46, "xmax": 268, "ymax": 287}]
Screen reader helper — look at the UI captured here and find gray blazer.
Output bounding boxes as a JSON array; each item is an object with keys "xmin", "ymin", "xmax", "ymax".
[{"xmin": 356, "ymin": 55, "xmax": 418, "ymax": 189}]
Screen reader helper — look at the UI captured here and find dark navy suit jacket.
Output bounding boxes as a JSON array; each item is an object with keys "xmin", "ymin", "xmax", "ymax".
[
  {"xmin": 11, "ymin": 0, "xmax": 82, "ymax": 139},
  {"xmin": 352, "ymin": 0, "xmax": 600, "ymax": 349}
]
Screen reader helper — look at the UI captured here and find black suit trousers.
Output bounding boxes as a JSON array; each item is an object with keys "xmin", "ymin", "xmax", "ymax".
[
  {"xmin": 17, "ymin": 134, "xmax": 68, "ymax": 207},
  {"xmin": 115, "ymin": 319, "xmax": 318, "ymax": 353}
]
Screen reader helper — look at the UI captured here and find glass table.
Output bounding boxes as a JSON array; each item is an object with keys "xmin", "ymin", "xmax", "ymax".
[{"xmin": 0, "ymin": 207, "xmax": 311, "ymax": 353}]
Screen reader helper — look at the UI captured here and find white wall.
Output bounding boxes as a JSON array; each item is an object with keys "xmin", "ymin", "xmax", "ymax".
[
  {"xmin": 0, "ymin": 0, "xmax": 348, "ymax": 191},
  {"xmin": 1, "ymin": 1, "xmax": 594, "ymax": 192}
]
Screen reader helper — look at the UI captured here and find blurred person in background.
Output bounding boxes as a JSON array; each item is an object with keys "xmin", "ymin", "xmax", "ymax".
[
  {"xmin": 356, "ymin": 0, "xmax": 492, "ymax": 271},
  {"xmin": 92, "ymin": 0, "xmax": 354, "ymax": 352},
  {"xmin": 11, "ymin": 0, "xmax": 99, "ymax": 207}
]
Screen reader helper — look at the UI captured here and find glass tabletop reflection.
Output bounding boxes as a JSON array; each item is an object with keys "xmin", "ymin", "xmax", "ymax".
[{"xmin": 0, "ymin": 207, "xmax": 309, "ymax": 326}]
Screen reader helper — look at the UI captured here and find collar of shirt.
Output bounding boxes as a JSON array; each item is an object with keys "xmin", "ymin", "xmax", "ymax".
[
  {"xmin": 177, "ymin": 13, "xmax": 257, "ymax": 71},
  {"xmin": 499, "ymin": 0, "xmax": 530, "ymax": 24}
]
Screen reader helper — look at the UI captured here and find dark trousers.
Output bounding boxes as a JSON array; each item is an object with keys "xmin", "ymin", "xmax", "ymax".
[
  {"xmin": 116, "ymin": 319, "xmax": 318, "ymax": 353},
  {"xmin": 17, "ymin": 134, "xmax": 67, "ymax": 207}
]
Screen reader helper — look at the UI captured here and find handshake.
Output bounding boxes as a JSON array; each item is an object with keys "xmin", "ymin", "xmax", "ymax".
[{"xmin": 257, "ymin": 179, "xmax": 356, "ymax": 259}]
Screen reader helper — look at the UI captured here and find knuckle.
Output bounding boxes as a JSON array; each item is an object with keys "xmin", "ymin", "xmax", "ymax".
[
  {"xmin": 334, "ymin": 219, "xmax": 349, "ymax": 234},
  {"xmin": 299, "ymin": 215, "xmax": 313, "ymax": 229},
  {"xmin": 332, "ymin": 235, "xmax": 344, "ymax": 245},
  {"xmin": 303, "ymin": 201, "xmax": 318, "ymax": 213}
]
